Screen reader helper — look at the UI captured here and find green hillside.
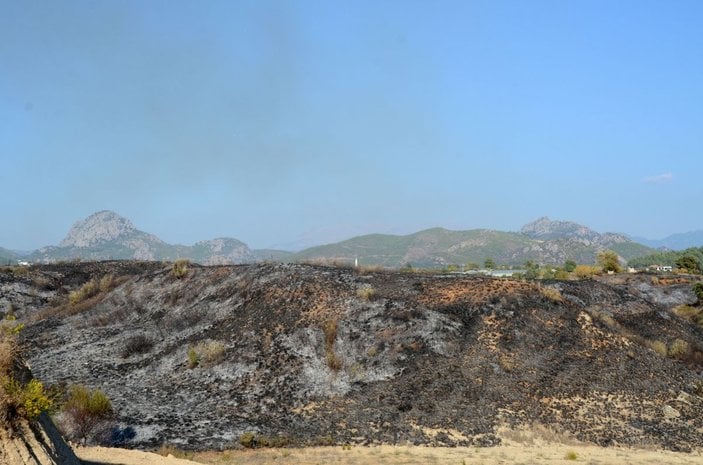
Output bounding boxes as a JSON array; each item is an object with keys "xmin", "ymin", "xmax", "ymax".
[
  {"xmin": 292, "ymin": 228, "xmax": 655, "ymax": 268},
  {"xmin": 628, "ymin": 247, "xmax": 703, "ymax": 269}
]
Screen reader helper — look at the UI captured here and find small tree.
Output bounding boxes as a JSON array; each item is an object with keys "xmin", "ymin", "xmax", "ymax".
[
  {"xmin": 61, "ymin": 385, "xmax": 113, "ymax": 444},
  {"xmin": 563, "ymin": 260, "xmax": 577, "ymax": 273},
  {"xmin": 524, "ymin": 260, "xmax": 539, "ymax": 280},
  {"xmin": 693, "ymin": 282, "xmax": 703, "ymax": 304},
  {"xmin": 597, "ymin": 250, "xmax": 621, "ymax": 273},
  {"xmin": 484, "ymin": 258, "xmax": 496, "ymax": 270},
  {"xmin": 172, "ymin": 259, "xmax": 190, "ymax": 279}
]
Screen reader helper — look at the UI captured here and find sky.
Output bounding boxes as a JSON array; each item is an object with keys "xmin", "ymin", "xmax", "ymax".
[{"xmin": 1, "ymin": 0, "xmax": 702, "ymax": 251}]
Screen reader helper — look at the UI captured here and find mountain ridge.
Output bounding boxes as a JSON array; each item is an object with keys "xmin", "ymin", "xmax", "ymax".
[
  {"xmin": 3, "ymin": 212, "xmax": 657, "ymax": 267},
  {"xmin": 28, "ymin": 211, "xmax": 289, "ymax": 265},
  {"xmin": 292, "ymin": 219, "xmax": 653, "ymax": 267},
  {"xmin": 632, "ymin": 230, "xmax": 703, "ymax": 251}
]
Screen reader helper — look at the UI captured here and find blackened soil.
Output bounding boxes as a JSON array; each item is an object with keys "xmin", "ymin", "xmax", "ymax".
[{"xmin": 3, "ymin": 263, "xmax": 702, "ymax": 451}]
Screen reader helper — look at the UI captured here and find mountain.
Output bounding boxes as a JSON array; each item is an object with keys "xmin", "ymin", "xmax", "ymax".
[
  {"xmin": 15, "ymin": 212, "xmax": 652, "ymax": 267},
  {"xmin": 520, "ymin": 216, "xmax": 602, "ymax": 241},
  {"xmin": 520, "ymin": 217, "xmax": 654, "ymax": 260},
  {"xmin": 293, "ymin": 218, "xmax": 654, "ymax": 267},
  {"xmin": 632, "ymin": 230, "xmax": 703, "ymax": 251},
  {"xmin": 28, "ymin": 211, "xmax": 287, "ymax": 265},
  {"xmin": 0, "ymin": 246, "xmax": 18, "ymax": 265}
]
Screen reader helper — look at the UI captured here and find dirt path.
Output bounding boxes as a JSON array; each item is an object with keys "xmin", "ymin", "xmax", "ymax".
[
  {"xmin": 74, "ymin": 447, "xmax": 200, "ymax": 465},
  {"xmin": 74, "ymin": 444, "xmax": 703, "ymax": 465}
]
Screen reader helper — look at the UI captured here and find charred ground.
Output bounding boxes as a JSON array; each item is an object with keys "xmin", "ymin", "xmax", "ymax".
[{"xmin": 2, "ymin": 262, "xmax": 702, "ymax": 451}]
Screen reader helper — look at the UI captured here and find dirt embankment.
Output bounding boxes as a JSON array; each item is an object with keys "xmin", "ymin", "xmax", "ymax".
[
  {"xmin": 2, "ymin": 263, "xmax": 702, "ymax": 452},
  {"xmin": 0, "ymin": 414, "xmax": 80, "ymax": 465}
]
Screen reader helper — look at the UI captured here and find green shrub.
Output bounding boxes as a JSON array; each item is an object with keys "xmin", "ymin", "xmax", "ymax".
[
  {"xmin": 60, "ymin": 384, "xmax": 113, "ymax": 444},
  {"xmin": 1, "ymin": 377, "xmax": 53, "ymax": 424},
  {"xmin": 239, "ymin": 431, "xmax": 256, "ymax": 448},
  {"xmin": 563, "ymin": 260, "xmax": 577, "ymax": 272},
  {"xmin": 0, "ymin": 318, "xmax": 52, "ymax": 426},
  {"xmin": 1, "ymin": 314, "xmax": 24, "ymax": 336},
  {"xmin": 186, "ymin": 341, "xmax": 226, "ymax": 369},
  {"xmin": 565, "ymin": 450, "xmax": 578, "ymax": 460},
  {"xmin": 597, "ymin": 250, "xmax": 622, "ymax": 273},
  {"xmin": 669, "ymin": 339, "xmax": 689, "ymax": 359},
  {"xmin": 172, "ymin": 259, "xmax": 190, "ymax": 279},
  {"xmin": 693, "ymin": 282, "xmax": 703, "ymax": 303},
  {"xmin": 21, "ymin": 379, "xmax": 53, "ymax": 418},
  {"xmin": 187, "ymin": 346, "xmax": 200, "ymax": 368}
]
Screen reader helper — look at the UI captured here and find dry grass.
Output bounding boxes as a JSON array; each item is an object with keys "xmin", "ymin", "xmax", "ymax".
[
  {"xmin": 540, "ymin": 286, "xmax": 564, "ymax": 302},
  {"xmin": 322, "ymin": 318, "xmax": 342, "ymax": 371},
  {"xmin": 649, "ymin": 340, "xmax": 668, "ymax": 357},
  {"xmin": 573, "ymin": 265, "xmax": 601, "ymax": 278},
  {"xmin": 179, "ymin": 444, "xmax": 703, "ymax": 465},
  {"xmin": 34, "ymin": 274, "xmax": 126, "ymax": 320},
  {"xmin": 675, "ymin": 305, "xmax": 703, "ymax": 327},
  {"xmin": 356, "ymin": 286, "xmax": 376, "ymax": 301},
  {"xmin": 188, "ymin": 340, "xmax": 226, "ymax": 368}
]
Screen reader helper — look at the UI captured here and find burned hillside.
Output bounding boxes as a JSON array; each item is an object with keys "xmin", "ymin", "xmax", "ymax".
[{"xmin": 3, "ymin": 262, "xmax": 702, "ymax": 451}]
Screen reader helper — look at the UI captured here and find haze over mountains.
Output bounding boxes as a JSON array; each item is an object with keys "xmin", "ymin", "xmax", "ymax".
[
  {"xmin": 1, "ymin": 210, "xmax": 690, "ymax": 267},
  {"xmin": 632, "ymin": 231, "xmax": 703, "ymax": 251}
]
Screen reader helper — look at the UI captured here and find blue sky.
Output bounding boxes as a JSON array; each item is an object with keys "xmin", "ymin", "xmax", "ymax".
[{"xmin": 1, "ymin": 0, "xmax": 702, "ymax": 251}]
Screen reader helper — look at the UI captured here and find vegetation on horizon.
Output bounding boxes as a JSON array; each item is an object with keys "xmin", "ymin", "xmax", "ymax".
[{"xmin": 628, "ymin": 247, "xmax": 703, "ymax": 273}]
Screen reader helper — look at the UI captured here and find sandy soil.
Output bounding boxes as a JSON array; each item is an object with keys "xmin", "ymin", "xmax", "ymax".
[
  {"xmin": 75, "ymin": 444, "xmax": 703, "ymax": 465},
  {"xmin": 74, "ymin": 446, "xmax": 200, "ymax": 465}
]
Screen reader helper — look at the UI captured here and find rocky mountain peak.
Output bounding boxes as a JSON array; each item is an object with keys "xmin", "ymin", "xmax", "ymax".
[
  {"xmin": 520, "ymin": 217, "xmax": 600, "ymax": 241},
  {"xmin": 59, "ymin": 210, "xmax": 138, "ymax": 248}
]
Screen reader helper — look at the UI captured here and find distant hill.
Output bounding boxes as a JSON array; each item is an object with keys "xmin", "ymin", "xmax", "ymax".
[
  {"xmin": 632, "ymin": 230, "xmax": 703, "ymax": 251},
  {"xmin": 292, "ymin": 218, "xmax": 655, "ymax": 267},
  {"xmin": 6, "ymin": 212, "xmax": 655, "ymax": 267},
  {"xmin": 28, "ymin": 211, "xmax": 289, "ymax": 265},
  {"xmin": 0, "ymin": 247, "xmax": 18, "ymax": 265},
  {"xmin": 628, "ymin": 246, "xmax": 703, "ymax": 269}
]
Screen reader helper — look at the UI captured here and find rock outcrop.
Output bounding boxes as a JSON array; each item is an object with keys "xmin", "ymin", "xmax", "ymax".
[{"xmin": 29, "ymin": 211, "xmax": 263, "ymax": 265}]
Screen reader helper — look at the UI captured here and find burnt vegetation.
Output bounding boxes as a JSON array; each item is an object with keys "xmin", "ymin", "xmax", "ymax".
[{"xmin": 2, "ymin": 261, "xmax": 703, "ymax": 451}]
